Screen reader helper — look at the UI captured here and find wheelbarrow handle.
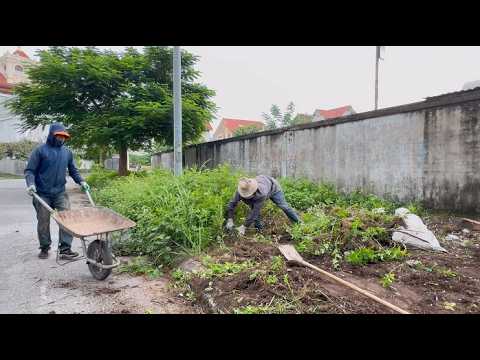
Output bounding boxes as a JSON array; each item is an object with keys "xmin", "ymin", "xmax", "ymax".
[
  {"xmin": 32, "ymin": 192, "xmax": 55, "ymax": 214},
  {"xmin": 85, "ymin": 189, "xmax": 95, "ymax": 207}
]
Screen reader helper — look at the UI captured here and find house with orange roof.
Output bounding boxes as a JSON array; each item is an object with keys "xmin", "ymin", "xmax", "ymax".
[
  {"xmin": 213, "ymin": 118, "xmax": 264, "ymax": 140},
  {"xmin": 0, "ymin": 48, "xmax": 37, "ymax": 94},
  {"xmin": 312, "ymin": 105, "xmax": 356, "ymax": 122}
]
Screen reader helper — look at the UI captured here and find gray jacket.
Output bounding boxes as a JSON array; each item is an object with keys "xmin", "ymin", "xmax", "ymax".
[{"xmin": 227, "ymin": 175, "xmax": 281, "ymax": 227}]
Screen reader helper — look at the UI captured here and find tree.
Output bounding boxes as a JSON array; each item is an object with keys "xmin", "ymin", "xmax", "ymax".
[
  {"xmin": 292, "ymin": 113, "xmax": 313, "ymax": 125},
  {"xmin": 8, "ymin": 46, "xmax": 216, "ymax": 175},
  {"xmin": 262, "ymin": 101, "xmax": 297, "ymax": 130},
  {"xmin": 232, "ymin": 124, "xmax": 260, "ymax": 137}
]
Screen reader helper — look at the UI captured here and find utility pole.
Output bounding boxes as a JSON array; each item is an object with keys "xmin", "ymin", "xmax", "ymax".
[
  {"xmin": 375, "ymin": 46, "xmax": 380, "ymax": 110},
  {"xmin": 173, "ymin": 46, "xmax": 183, "ymax": 176}
]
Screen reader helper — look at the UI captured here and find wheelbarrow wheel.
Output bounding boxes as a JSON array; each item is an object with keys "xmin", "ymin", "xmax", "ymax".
[{"xmin": 87, "ymin": 239, "xmax": 113, "ymax": 281}]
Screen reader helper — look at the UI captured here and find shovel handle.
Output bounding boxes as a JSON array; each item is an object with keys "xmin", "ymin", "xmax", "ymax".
[
  {"xmin": 301, "ymin": 260, "xmax": 410, "ymax": 314},
  {"xmin": 32, "ymin": 193, "xmax": 55, "ymax": 214}
]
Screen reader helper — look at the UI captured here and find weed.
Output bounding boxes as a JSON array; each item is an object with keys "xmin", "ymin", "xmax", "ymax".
[
  {"xmin": 117, "ymin": 257, "xmax": 163, "ymax": 279},
  {"xmin": 380, "ymin": 272, "xmax": 396, "ymax": 288},
  {"xmin": 266, "ymin": 274, "xmax": 278, "ymax": 285},
  {"xmin": 270, "ymin": 256, "xmax": 285, "ymax": 273},
  {"xmin": 345, "ymin": 247, "xmax": 377, "ymax": 265},
  {"xmin": 234, "ymin": 300, "xmax": 294, "ymax": 314},
  {"xmin": 436, "ymin": 267, "xmax": 457, "ymax": 278},
  {"xmin": 345, "ymin": 247, "xmax": 407, "ymax": 266},
  {"xmin": 200, "ymin": 260, "xmax": 256, "ymax": 279},
  {"xmin": 443, "ymin": 302, "xmax": 456, "ymax": 311}
]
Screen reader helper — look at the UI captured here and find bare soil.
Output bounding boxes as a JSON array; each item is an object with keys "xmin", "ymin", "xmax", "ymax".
[{"xmin": 181, "ymin": 213, "xmax": 480, "ymax": 314}]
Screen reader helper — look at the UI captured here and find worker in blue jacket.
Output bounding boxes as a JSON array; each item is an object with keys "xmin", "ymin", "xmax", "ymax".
[{"xmin": 24, "ymin": 123, "xmax": 90, "ymax": 259}]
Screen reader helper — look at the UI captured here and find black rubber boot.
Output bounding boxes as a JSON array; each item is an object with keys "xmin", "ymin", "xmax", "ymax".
[{"xmin": 38, "ymin": 249, "xmax": 49, "ymax": 259}]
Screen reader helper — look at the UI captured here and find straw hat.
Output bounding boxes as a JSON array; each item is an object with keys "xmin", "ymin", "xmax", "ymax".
[{"xmin": 238, "ymin": 177, "xmax": 258, "ymax": 198}]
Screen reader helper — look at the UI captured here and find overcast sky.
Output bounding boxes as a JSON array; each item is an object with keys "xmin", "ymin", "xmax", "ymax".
[{"xmin": 2, "ymin": 46, "xmax": 480, "ymax": 126}]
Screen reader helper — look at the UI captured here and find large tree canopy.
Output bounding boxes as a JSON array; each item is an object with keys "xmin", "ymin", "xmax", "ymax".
[{"xmin": 8, "ymin": 46, "xmax": 216, "ymax": 175}]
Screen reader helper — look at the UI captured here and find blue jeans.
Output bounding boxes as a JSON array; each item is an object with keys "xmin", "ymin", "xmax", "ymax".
[
  {"xmin": 32, "ymin": 192, "xmax": 73, "ymax": 251},
  {"xmin": 252, "ymin": 191, "xmax": 300, "ymax": 229},
  {"xmin": 270, "ymin": 191, "xmax": 300, "ymax": 223}
]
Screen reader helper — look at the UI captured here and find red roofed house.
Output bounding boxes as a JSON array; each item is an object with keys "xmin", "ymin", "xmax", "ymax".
[
  {"xmin": 312, "ymin": 105, "xmax": 356, "ymax": 122},
  {"xmin": 0, "ymin": 73, "xmax": 13, "ymax": 94},
  {"xmin": 213, "ymin": 118, "xmax": 264, "ymax": 140},
  {"xmin": 0, "ymin": 48, "xmax": 37, "ymax": 94}
]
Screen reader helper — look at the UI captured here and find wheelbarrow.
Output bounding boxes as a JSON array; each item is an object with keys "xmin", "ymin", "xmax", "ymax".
[{"xmin": 32, "ymin": 190, "xmax": 136, "ymax": 280}]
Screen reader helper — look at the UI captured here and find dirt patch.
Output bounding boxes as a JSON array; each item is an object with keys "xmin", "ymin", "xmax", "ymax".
[{"xmin": 179, "ymin": 212, "xmax": 480, "ymax": 314}]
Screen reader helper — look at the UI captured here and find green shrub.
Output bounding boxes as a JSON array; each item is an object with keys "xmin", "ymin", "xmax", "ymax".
[
  {"xmin": 86, "ymin": 165, "xmax": 119, "ymax": 189},
  {"xmin": 280, "ymin": 178, "xmax": 339, "ymax": 210}
]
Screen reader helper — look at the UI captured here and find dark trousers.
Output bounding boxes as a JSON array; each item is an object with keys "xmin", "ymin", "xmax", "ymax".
[
  {"xmin": 253, "ymin": 190, "xmax": 300, "ymax": 229},
  {"xmin": 32, "ymin": 192, "xmax": 73, "ymax": 251}
]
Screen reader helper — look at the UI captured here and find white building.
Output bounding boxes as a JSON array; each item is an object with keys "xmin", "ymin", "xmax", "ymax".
[
  {"xmin": 0, "ymin": 48, "xmax": 37, "ymax": 90},
  {"xmin": 0, "ymin": 93, "xmax": 48, "ymax": 143},
  {"xmin": 0, "ymin": 49, "xmax": 47, "ymax": 143}
]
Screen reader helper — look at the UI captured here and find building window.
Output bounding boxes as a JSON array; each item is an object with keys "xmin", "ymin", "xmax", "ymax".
[{"xmin": 15, "ymin": 65, "xmax": 23, "ymax": 72}]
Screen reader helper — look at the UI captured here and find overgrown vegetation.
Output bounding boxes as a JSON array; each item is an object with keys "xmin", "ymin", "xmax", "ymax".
[
  {"xmin": 91, "ymin": 165, "xmax": 420, "ymax": 269},
  {"xmin": 90, "ymin": 165, "xmax": 246, "ymax": 266}
]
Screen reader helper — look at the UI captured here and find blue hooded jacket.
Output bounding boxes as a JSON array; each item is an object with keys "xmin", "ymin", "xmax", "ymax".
[{"xmin": 25, "ymin": 123, "xmax": 84, "ymax": 196}]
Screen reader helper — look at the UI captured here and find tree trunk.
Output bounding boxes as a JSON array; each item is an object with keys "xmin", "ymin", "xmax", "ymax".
[
  {"xmin": 118, "ymin": 145, "xmax": 128, "ymax": 176},
  {"xmin": 99, "ymin": 147, "xmax": 104, "ymax": 168}
]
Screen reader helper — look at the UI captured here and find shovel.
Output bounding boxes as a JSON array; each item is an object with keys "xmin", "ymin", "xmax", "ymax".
[{"xmin": 278, "ymin": 244, "xmax": 410, "ymax": 314}]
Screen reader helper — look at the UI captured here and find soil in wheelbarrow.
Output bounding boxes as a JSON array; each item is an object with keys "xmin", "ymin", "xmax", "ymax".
[{"xmin": 173, "ymin": 213, "xmax": 480, "ymax": 314}]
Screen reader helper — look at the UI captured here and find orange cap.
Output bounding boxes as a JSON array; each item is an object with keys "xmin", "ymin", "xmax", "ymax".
[{"xmin": 53, "ymin": 131, "xmax": 71, "ymax": 139}]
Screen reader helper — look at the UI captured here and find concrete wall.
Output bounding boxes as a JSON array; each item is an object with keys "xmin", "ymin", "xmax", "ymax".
[
  {"xmin": 0, "ymin": 158, "xmax": 26, "ymax": 176},
  {"xmin": 152, "ymin": 89, "xmax": 480, "ymax": 212}
]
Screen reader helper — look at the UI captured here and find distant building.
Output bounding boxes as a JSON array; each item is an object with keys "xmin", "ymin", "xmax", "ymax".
[
  {"xmin": 0, "ymin": 93, "xmax": 48, "ymax": 143},
  {"xmin": 202, "ymin": 122, "xmax": 214, "ymax": 142},
  {"xmin": 212, "ymin": 118, "xmax": 264, "ymax": 140},
  {"xmin": 0, "ymin": 48, "xmax": 37, "ymax": 94},
  {"xmin": 0, "ymin": 49, "xmax": 46, "ymax": 143},
  {"xmin": 312, "ymin": 105, "xmax": 356, "ymax": 122}
]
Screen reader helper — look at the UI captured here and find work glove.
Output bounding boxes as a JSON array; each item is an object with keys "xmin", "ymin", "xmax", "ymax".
[
  {"xmin": 225, "ymin": 218, "xmax": 234, "ymax": 231},
  {"xmin": 237, "ymin": 225, "xmax": 246, "ymax": 236},
  {"xmin": 26, "ymin": 185, "xmax": 36, "ymax": 196},
  {"xmin": 80, "ymin": 181, "xmax": 90, "ymax": 192}
]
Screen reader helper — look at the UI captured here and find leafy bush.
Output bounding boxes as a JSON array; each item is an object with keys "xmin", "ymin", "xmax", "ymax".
[
  {"xmin": 280, "ymin": 178, "xmax": 339, "ymax": 210},
  {"xmin": 129, "ymin": 153, "xmax": 151, "ymax": 166},
  {"xmin": 86, "ymin": 165, "xmax": 119, "ymax": 189}
]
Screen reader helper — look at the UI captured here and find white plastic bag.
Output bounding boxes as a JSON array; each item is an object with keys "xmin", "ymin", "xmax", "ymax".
[{"xmin": 392, "ymin": 208, "xmax": 447, "ymax": 252}]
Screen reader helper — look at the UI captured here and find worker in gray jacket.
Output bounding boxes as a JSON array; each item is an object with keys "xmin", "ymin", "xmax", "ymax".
[{"xmin": 226, "ymin": 175, "xmax": 300, "ymax": 235}]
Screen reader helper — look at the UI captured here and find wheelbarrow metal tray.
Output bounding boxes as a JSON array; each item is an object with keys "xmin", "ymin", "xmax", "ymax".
[{"xmin": 53, "ymin": 206, "xmax": 136, "ymax": 238}]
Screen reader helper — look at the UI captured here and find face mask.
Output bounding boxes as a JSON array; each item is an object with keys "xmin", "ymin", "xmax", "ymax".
[{"xmin": 54, "ymin": 137, "xmax": 65, "ymax": 146}]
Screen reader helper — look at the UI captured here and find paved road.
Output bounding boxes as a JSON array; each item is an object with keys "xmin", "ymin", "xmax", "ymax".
[{"xmin": 0, "ymin": 179, "xmax": 195, "ymax": 314}]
